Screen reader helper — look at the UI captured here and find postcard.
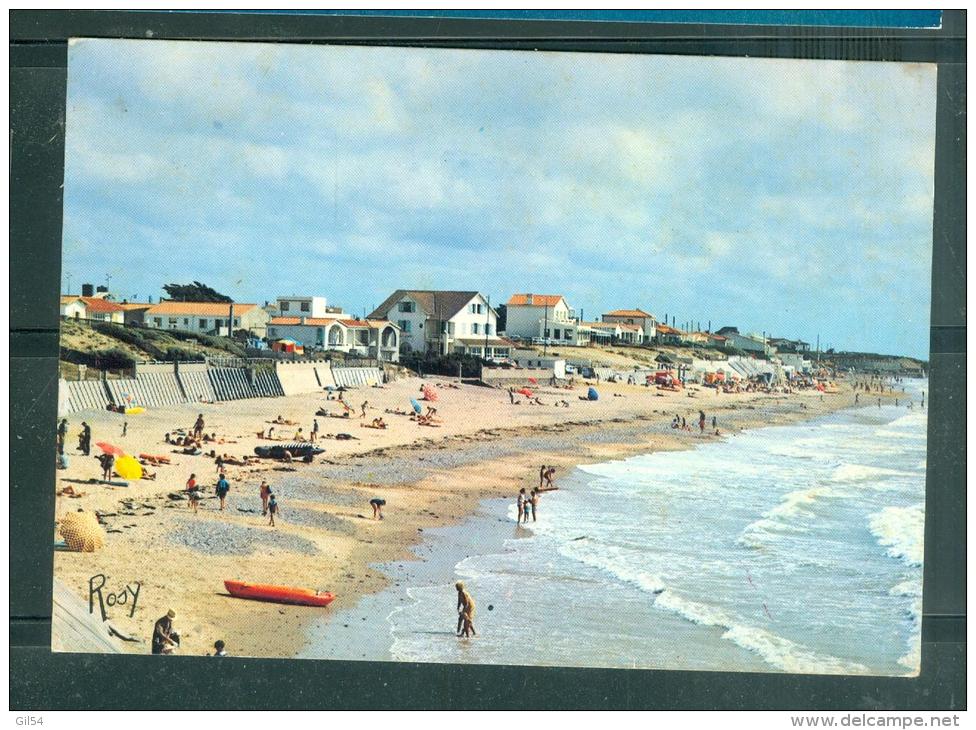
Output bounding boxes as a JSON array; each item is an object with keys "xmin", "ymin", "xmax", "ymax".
[{"xmin": 53, "ymin": 39, "xmax": 935, "ymax": 675}]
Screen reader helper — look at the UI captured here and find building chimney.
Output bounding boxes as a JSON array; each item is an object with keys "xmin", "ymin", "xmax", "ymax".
[
  {"xmin": 82, "ymin": 283, "xmax": 94, "ymax": 297},
  {"xmin": 96, "ymin": 285, "xmax": 108, "ymax": 293}
]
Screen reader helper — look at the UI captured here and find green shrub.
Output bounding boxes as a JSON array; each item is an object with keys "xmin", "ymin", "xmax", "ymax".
[
  {"xmin": 61, "ymin": 346, "xmax": 136, "ymax": 371},
  {"xmin": 401, "ymin": 351, "xmax": 484, "ymax": 378}
]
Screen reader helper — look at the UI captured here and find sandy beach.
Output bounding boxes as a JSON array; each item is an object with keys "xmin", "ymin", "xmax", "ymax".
[{"xmin": 53, "ymin": 375, "xmax": 880, "ymax": 658}]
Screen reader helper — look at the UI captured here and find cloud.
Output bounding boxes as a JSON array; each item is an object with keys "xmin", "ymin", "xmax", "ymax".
[{"xmin": 61, "ymin": 39, "xmax": 938, "ymax": 358}]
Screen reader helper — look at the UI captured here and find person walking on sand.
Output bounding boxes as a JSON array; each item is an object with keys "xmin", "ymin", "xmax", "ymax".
[
  {"xmin": 122, "ymin": 421, "xmax": 128, "ymax": 438},
  {"xmin": 259, "ymin": 480, "xmax": 271, "ymax": 515},
  {"xmin": 78, "ymin": 421, "xmax": 91, "ymax": 456},
  {"xmin": 267, "ymin": 491, "xmax": 280, "ymax": 527},
  {"xmin": 216, "ymin": 474, "xmax": 230, "ymax": 511},
  {"xmin": 699, "ymin": 410, "xmax": 706, "ymax": 434},
  {"xmin": 517, "ymin": 488, "xmax": 527, "ymax": 525},
  {"xmin": 509, "ymin": 387, "xmax": 515, "ymax": 405},
  {"xmin": 311, "ymin": 419, "xmax": 319, "ymax": 443},
  {"xmin": 370, "ymin": 497, "xmax": 386, "ymax": 520},
  {"xmin": 711, "ymin": 415, "xmax": 717, "ymax": 430},
  {"xmin": 530, "ymin": 489, "xmax": 540, "ymax": 522},
  {"xmin": 186, "ymin": 473, "xmax": 200, "ymax": 514},
  {"xmin": 99, "ymin": 452, "xmax": 115, "ymax": 482},
  {"xmin": 360, "ymin": 400, "xmax": 369, "ymax": 418},
  {"xmin": 193, "ymin": 414, "xmax": 205, "ymax": 440},
  {"xmin": 456, "ymin": 582, "xmax": 476, "ymax": 638},
  {"xmin": 539, "ymin": 465, "xmax": 546, "ymax": 489}
]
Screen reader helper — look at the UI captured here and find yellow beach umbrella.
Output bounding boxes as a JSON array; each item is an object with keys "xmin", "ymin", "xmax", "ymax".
[{"xmin": 114, "ymin": 455, "xmax": 143, "ymax": 480}]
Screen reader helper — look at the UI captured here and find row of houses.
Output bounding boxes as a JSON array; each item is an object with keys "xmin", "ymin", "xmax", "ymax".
[{"xmin": 59, "ymin": 286, "xmax": 810, "ymax": 366}]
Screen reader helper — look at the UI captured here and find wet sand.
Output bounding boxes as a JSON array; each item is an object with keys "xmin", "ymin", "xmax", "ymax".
[{"xmin": 52, "ymin": 375, "xmax": 874, "ymax": 658}]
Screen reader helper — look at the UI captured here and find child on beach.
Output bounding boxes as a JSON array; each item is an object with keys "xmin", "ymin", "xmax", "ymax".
[
  {"xmin": 99, "ymin": 452, "xmax": 115, "ymax": 482},
  {"xmin": 215, "ymin": 475, "xmax": 230, "ymax": 511},
  {"xmin": 370, "ymin": 497, "xmax": 386, "ymax": 520},
  {"xmin": 186, "ymin": 473, "xmax": 200, "ymax": 514},
  {"xmin": 268, "ymin": 492, "xmax": 280, "ymax": 527},
  {"xmin": 522, "ymin": 496, "xmax": 532, "ymax": 524}
]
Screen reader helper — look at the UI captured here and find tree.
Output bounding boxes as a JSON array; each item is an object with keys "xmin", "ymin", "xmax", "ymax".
[{"xmin": 162, "ymin": 281, "xmax": 232, "ymax": 302}]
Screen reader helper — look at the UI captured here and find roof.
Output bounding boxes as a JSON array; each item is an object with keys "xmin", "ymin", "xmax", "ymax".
[
  {"xmin": 117, "ymin": 302, "xmax": 153, "ymax": 311},
  {"xmin": 604, "ymin": 309, "xmax": 655, "ymax": 319},
  {"xmin": 584, "ymin": 321, "xmax": 620, "ymax": 330},
  {"xmin": 617, "ymin": 323, "xmax": 643, "ymax": 332},
  {"xmin": 79, "ymin": 297, "xmax": 125, "ymax": 313},
  {"xmin": 367, "ymin": 290, "xmax": 481, "ymax": 321},
  {"xmin": 656, "ymin": 324, "xmax": 685, "ymax": 335},
  {"xmin": 506, "ymin": 293, "xmax": 566, "ymax": 307},
  {"xmin": 270, "ymin": 316, "xmax": 395, "ymax": 329},
  {"xmin": 145, "ymin": 301, "xmax": 260, "ymax": 316}
]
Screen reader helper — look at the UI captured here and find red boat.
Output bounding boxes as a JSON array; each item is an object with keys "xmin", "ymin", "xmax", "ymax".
[{"xmin": 224, "ymin": 580, "xmax": 335, "ymax": 607}]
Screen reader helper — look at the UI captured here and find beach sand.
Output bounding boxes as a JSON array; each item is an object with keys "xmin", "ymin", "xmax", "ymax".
[{"xmin": 52, "ymin": 375, "xmax": 885, "ymax": 658}]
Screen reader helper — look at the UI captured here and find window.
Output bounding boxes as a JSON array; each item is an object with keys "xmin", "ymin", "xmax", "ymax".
[
  {"xmin": 233, "ymin": 318, "xmax": 240, "ymax": 326},
  {"xmin": 398, "ymin": 301, "xmax": 415, "ymax": 313},
  {"xmin": 485, "ymin": 323, "xmax": 493, "ymax": 336},
  {"xmin": 469, "ymin": 347, "xmax": 482, "ymax": 356},
  {"xmin": 199, "ymin": 319, "xmax": 208, "ymax": 329},
  {"xmin": 168, "ymin": 318, "xmax": 177, "ymax": 326},
  {"xmin": 472, "ymin": 323, "xmax": 480, "ymax": 335},
  {"xmin": 183, "ymin": 318, "xmax": 189, "ymax": 326},
  {"xmin": 153, "ymin": 317, "xmax": 162, "ymax": 327},
  {"xmin": 553, "ymin": 328, "xmax": 561, "ymax": 339},
  {"xmin": 300, "ymin": 302, "xmax": 310, "ymax": 312},
  {"xmin": 269, "ymin": 328, "xmax": 277, "ymax": 338},
  {"xmin": 280, "ymin": 301, "xmax": 290, "ymax": 311},
  {"xmin": 397, "ymin": 320, "xmax": 412, "ymax": 333},
  {"xmin": 215, "ymin": 319, "xmax": 223, "ymax": 328},
  {"xmin": 469, "ymin": 303, "xmax": 483, "ymax": 314},
  {"xmin": 565, "ymin": 330, "xmax": 572, "ymax": 340}
]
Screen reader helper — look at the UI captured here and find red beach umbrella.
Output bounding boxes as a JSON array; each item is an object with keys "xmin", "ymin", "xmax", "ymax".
[{"xmin": 95, "ymin": 441, "xmax": 126, "ymax": 457}]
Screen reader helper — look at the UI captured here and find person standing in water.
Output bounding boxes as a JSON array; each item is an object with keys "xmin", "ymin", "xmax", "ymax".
[
  {"xmin": 530, "ymin": 489, "xmax": 540, "ymax": 522},
  {"xmin": 455, "ymin": 581, "xmax": 476, "ymax": 638},
  {"xmin": 516, "ymin": 488, "xmax": 527, "ymax": 525},
  {"xmin": 698, "ymin": 410, "xmax": 706, "ymax": 434}
]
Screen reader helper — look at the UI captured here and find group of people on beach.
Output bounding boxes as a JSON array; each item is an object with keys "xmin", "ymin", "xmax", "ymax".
[{"xmin": 184, "ymin": 470, "xmax": 280, "ymax": 526}]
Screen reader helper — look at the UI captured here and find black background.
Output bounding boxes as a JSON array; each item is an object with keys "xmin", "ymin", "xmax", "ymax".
[{"xmin": 9, "ymin": 9, "xmax": 966, "ymax": 710}]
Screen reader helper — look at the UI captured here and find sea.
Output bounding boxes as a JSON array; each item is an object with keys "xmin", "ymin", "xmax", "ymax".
[{"xmin": 302, "ymin": 379, "xmax": 927, "ymax": 676}]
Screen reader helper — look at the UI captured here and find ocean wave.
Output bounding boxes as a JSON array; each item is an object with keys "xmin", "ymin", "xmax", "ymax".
[
  {"xmin": 557, "ymin": 540, "xmax": 666, "ymax": 594},
  {"xmin": 654, "ymin": 591, "xmax": 870, "ymax": 675},
  {"xmin": 831, "ymin": 464, "xmax": 909, "ymax": 482},
  {"xmin": 889, "ymin": 580, "xmax": 923, "ymax": 676},
  {"xmin": 868, "ymin": 504, "xmax": 925, "ymax": 567}
]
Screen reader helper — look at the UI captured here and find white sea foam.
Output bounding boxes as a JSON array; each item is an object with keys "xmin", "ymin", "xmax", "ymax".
[
  {"xmin": 831, "ymin": 464, "xmax": 908, "ymax": 482},
  {"xmin": 654, "ymin": 591, "xmax": 870, "ymax": 675},
  {"xmin": 868, "ymin": 504, "xmax": 925, "ymax": 567}
]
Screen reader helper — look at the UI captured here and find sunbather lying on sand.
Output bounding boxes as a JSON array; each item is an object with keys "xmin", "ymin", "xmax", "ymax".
[
  {"xmin": 385, "ymin": 407, "xmax": 410, "ymax": 415},
  {"xmin": 361, "ymin": 418, "xmax": 388, "ymax": 430}
]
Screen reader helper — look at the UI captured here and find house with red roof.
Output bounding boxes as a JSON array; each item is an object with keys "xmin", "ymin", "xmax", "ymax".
[
  {"xmin": 266, "ymin": 315, "xmax": 401, "ymax": 363},
  {"xmin": 59, "ymin": 295, "xmax": 125, "ymax": 323},
  {"xmin": 601, "ymin": 308, "xmax": 657, "ymax": 342},
  {"xmin": 504, "ymin": 293, "xmax": 590, "ymax": 346}
]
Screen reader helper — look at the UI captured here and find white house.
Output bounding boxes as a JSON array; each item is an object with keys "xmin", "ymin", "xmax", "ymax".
[
  {"xmin": 144, "ymin": 301, "xmax": 270, "ymax": 336},
  {"xmin": 504, "ymin": 293, "xmax": 578, "ymax": 341},
  {"xmin": 368, "ymin": 290, "xmax": 511, "ymax": 359},
  {"xmin": 274, "ymin": 296, "xmax": 331, "ymax": 318},
  {"xmin": 267, "ymin": 316, "xmax": 400, "ymax": 362},
  {"xmin": 601, "ymin": 309, "xmax": 657, "ymax": 341},
  {"xmin": 59, "ymin": 295, "xmax": 125, "ymax": 323},
  {"xmin": 584, "ymin": 321, "xmax": 642, "ymax": 345}
]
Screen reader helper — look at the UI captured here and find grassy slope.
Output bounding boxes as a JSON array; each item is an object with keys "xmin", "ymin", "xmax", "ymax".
[{"xmin": 59, "ymin": 319, "xmax": 245, "ymax": 372}]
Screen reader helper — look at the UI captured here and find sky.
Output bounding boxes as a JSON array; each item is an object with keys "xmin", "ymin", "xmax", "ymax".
[{"xmin": 63, "ymin": 39, "xmax": 937, "ymax": 358}]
